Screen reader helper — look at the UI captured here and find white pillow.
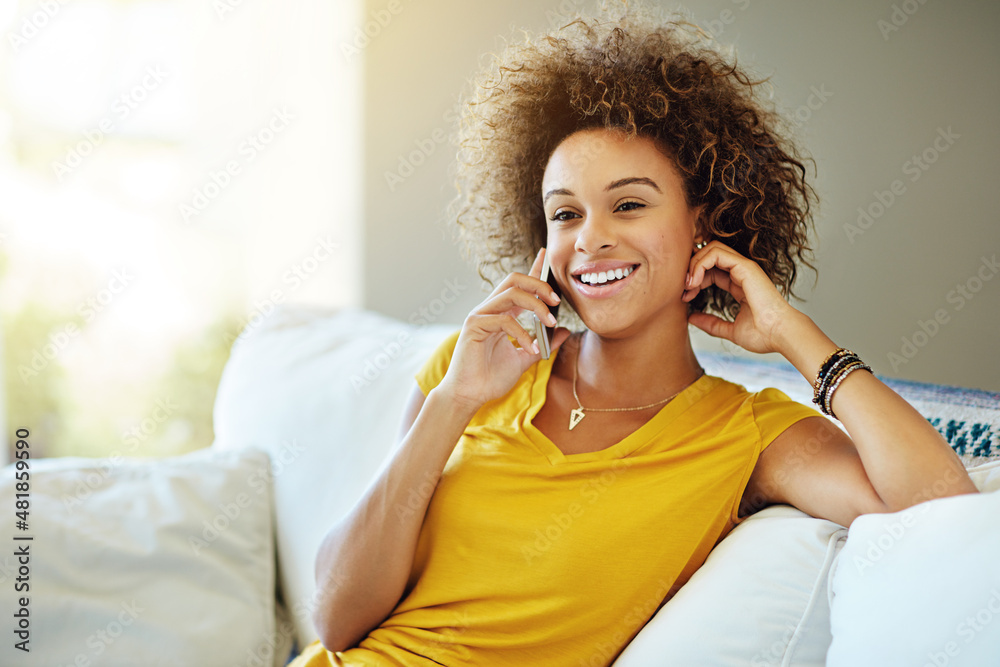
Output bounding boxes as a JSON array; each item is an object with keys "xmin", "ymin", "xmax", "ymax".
[
  {"xmin": 0, "ymin": 447, "xmax": 279, "ymax": 667},
  {"xmin": 827, "ymin": 460, "xmax": 1000, "ymax": 667},
  {"xmin": 614, "ymin": 505, "xmax": 846, "ymax": 666},
  {"xmin": 968, "ymin": 458, "xmax": 1000, "ymax": 490},
  {"xmin": 211, "ymin": 305, "xmax": 456, "ymax": 649}
]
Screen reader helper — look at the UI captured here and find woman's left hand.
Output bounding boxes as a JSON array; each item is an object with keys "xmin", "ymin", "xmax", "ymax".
[{"xmin": 682, "ymin": 241, "xmax": 797, "ymax": 354}]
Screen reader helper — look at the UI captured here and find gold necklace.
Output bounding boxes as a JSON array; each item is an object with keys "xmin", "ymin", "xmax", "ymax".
[{"xmin": 568, "ymin": 337, "xmax": 704, "ymax": 431}]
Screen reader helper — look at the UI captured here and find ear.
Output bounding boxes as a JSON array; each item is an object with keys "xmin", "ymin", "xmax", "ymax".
[{"xmin": 692, "ymin": 204, "xmax": 709, "ymax": 247}]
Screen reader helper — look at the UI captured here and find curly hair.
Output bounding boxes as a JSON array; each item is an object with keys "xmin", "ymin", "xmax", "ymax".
[{"xmin": 448, "ymin": 2, "xmax": 817, "ymax": 321}]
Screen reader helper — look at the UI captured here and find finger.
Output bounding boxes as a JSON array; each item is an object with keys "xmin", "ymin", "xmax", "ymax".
[
  {"xmin": 696, "ymin": 267, "xmax": 732, "ymax": 292},
  {"xmin": 687, "ymin": 244, "xmax": 744, "ymax": 289},
  {"xmin": 688, "ymin": 311, "xmax": 735, "ymax": 342},
  {"xmin": 480, "ymin": 286, "xmax": 559, "ymax": 328},
  {"xmin": 683, "ymin": 267, "xmax": 740, "ymax": 302},
  {"xmin": 468, "ymin": 313, "xmax": 539, "ymax": 355},
  {"xmin": 529, "ymin": 247, "xmax": 546, "ymax": 278},
  {"xmin": 529, "ymin": 247, "xmax": 561, "ymax": 306},
  {"xmin": 486, "ymin": 249, "xmax": 543, "ymax": 298},
  {"xmin": 689, "ymin": 250, "xmax": 771, "ymax": 306},
  {"xmin": 687, "ymin": 239, "xmax": 725, "ymax": 275},
  {"xmin": 490, "ymin": 253, "xmax": 560, "ymax": 307},
  {"xmin": 533, "ymin": 247, "xmax": 561, "ymax": 306},
  {"xmin": 491, "ymin": 272, "xmax": 561, "ymax": 315}
]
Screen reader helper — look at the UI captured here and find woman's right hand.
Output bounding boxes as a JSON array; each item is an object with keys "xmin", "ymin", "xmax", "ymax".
[{"xmin": 437, "ymin": 248, "xmax": 572, "ymax": 412}]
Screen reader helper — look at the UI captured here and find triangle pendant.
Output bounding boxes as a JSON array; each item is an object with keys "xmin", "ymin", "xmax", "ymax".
[{"xmin": 568, "ymin": 408, "xmax": 586, "ymax": 431}]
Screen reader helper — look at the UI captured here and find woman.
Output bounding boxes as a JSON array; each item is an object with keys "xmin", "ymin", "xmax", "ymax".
[{"xmin": 293, "ymin": 7, "xmax": 977, "ymax": 666}]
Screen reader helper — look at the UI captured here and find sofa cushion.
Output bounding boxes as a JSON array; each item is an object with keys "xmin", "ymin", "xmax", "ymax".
[
  {"xmin": 0, "ymin": 447, "xmax": 280, "ymax": 667},
  {"xmin": 826, "ymin": 460, "xmax": 1000, "ymax": 667},
  {"xmin": 613, "ymin": 505, "xmax": 846, "ymax": 666}
]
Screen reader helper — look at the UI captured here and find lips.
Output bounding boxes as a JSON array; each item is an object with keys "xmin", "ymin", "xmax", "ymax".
[
  {"xmin": 574, "ymin": 264, "xmax": 637, "ymax": 286},
  {"xmin": 571, "ymin": 264, "xmax": 640, "ymax": 298}
]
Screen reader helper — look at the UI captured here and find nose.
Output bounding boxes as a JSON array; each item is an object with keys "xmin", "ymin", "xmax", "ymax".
[{"xmin": 573, "ymin": 211, "xmax": 618, "ymax": 255}]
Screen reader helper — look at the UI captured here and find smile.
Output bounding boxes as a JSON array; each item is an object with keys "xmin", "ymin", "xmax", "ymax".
[{"xmin": 572, "ymin": 264, "xmax": 640, "ymax": 297}]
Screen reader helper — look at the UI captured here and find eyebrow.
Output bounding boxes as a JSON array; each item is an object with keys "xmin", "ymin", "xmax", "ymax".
[
  {"xmin": 607, "ymin": 176, "xmax": 661, "ymax": 193},
  {"xmin": 543, "ymin": 177, "xmax": 662, "ymax": 204}
]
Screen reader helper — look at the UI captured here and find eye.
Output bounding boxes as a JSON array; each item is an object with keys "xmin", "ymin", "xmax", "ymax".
[
  {"xmin": 616, "ymin": 200, "xmax": 645, "ymax": 213},
  {"xmin": 549, "ymin": 209, "xmax": 580, "ymax": 222}
]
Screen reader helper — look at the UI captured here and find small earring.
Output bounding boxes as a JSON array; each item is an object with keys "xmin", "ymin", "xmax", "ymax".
[{"xmin": 694, "ymin": 240, "xmax": 708, "ymax": 251}]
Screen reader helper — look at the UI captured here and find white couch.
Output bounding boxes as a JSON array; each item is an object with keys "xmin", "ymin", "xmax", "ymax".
[{"xmin": 2, "ymin": 305, "xmax": 999, "ymax": 666}]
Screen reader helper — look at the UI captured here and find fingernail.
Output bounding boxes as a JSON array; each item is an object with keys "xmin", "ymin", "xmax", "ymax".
[
  {"xmin": 548, "ymin": 312, "xmax": 558, "ymax": 325},
  {"xmin": 532, "ymin": 341, "xmax": 540, "ymax": 354},
  {"xmin": 552, "ymin": 292, "xmax": 561, "ymax": 303}
]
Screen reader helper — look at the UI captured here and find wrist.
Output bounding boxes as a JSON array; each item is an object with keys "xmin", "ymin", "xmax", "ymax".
[
  {"xmin": 772, "ymin": 309, "xmax": 814, "ymax": 356},
  {"xmin": 772, "ymin": 310, "xmax": 839, "ymax": 382},
  {"xmin": 428, "ymin": 383, "xmax": 482, "ymax": 422}
]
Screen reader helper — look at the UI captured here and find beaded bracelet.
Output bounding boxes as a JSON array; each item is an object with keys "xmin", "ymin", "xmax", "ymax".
[
  {"xmin": 815, "ymin": 348, "xmax": 854, "ymax": 384},
  {"xmin": 812, "ymin": 347, "xmax": 860, "ymax": 402},
  {"xmin": 812, "ymin": 348, "xmax": 872, "ymax": 419},
  {"xmin": 815, "ymin": 355, "xmax": 860, "ymax": 404},
  {"xmin": 813, "ymin": 353, "xmax": 849, "ymax": 404},
  {"xmin": 822, "ymin": 361, "xmax": 871, "ymax": 418}
]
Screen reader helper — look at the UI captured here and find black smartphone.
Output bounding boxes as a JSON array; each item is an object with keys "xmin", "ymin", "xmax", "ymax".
[{"xmin": 533, "ymin": 249, "xmax": 562, "ymax": 359}]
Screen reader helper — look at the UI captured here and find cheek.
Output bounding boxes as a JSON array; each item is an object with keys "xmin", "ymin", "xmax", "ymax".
[
  {"xmin": 648, "ymin": 234, "xmax": 693, "ymax": 290},
  {"xmin": 545, "ymin": 237, "xmax": 574, "ymax": 283},
  {"xmin": 651, "ymin": 233, "xmax": 687, "ymax": 265}
]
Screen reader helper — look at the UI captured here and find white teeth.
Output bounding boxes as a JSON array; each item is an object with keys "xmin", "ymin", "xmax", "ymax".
[{"xmin": 578, "ymin": 266, "xmax": 634, "ymax": 285}]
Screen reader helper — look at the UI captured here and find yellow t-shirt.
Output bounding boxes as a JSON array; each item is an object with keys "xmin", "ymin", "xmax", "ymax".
[{"xmin": 292, "ymin": 330, "xmax": 821, "ymax": 667}]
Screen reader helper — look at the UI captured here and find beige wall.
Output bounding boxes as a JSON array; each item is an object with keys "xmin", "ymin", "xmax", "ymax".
[{"xmin": 362, "ymin": 0, "xmax": 1000, "ymax": 391}]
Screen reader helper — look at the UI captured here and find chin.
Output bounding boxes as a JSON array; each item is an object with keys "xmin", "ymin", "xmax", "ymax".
[
  {"xmin": 575, "ymin": 301, "xmax": 688, "ymax": 338},
  {"xmin": 575, "ymin": 312, "xmax": 640, "ymax": 339}
]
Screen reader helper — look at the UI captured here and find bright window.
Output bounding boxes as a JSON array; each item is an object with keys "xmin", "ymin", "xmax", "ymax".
[{"xmin": 0, "ymin": 0, "xmax": 362, "ymax": 461}]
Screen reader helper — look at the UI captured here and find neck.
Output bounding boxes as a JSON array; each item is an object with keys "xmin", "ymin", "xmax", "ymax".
[{"xmin": 570, "ymin": 320, "xmax": 703, "ymax": 410}]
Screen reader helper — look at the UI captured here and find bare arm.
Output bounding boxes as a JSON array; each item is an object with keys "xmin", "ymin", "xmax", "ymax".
[
  {"xmin": 742, "ymin": 315, "xmax": 977, "ymax": 528},
  {"xmin": 766, "ymin": 311, "xmax": 976, "ymax": 516},
  {"xmin": 687, "ymin": 242, "xmax": 977, "ymax": 526},
  {"xmin": 311, "ymin": 247, "xmax": 570, "ymax": 652},
  {"xmin": 311, "ymin": 382, "xmax": 476, "ymax": 652}
]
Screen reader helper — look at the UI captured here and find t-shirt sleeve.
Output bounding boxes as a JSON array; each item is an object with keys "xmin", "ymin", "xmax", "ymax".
[
  {"xmin": 414, "ymin": 329, "xmax": 462, "ymax": 397},
  {"xmin": 729, "ymin": 387, "xmax": 826, "ymax": 527},
  {"xmin": 752, "ymin": 387, "xmax": 826, "ymax": 451}
]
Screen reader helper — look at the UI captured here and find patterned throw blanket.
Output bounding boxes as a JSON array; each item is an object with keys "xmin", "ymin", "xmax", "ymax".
[{"xmin": 697, "ymin": 350, "xmax": 1000, "ymax": 467}]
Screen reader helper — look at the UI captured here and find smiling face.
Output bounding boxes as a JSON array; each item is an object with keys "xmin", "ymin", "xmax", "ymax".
[{"xmin": 541, "ymin": 127, "xmax": 704, "ymax": 336}]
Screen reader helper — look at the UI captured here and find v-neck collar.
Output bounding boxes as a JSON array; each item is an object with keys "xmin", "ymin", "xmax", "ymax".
[{"xmin": 522, "ymin": 341, "xmax": 718, "ymax": 465}]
